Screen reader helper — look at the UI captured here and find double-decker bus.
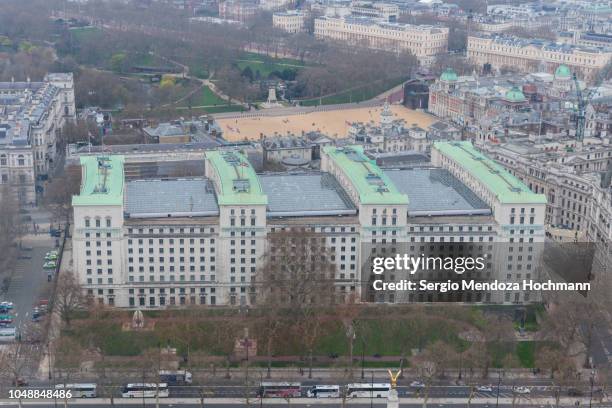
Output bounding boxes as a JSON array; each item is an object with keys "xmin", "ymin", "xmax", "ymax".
[{"xmin": 257, "ymin": 382, "xmax": 301, "ymax": 398}]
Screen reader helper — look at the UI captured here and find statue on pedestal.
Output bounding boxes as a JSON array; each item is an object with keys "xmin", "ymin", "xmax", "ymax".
[{"xmin": 387, "ymin": 369, "xmax": 401, "ymax": 408}]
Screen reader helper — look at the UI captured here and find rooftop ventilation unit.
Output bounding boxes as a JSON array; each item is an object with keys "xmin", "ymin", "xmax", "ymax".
[
  {"xmin": 233, "ymin": 178, "xmax": 250, "ymax": 193},
  {"xmin": 509, "ymin": 187, "xmax": 522, "ymax": 192}
]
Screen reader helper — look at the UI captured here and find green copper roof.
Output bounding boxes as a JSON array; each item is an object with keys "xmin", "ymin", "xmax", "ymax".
[
  {"xmin": 323, "ymin": 145, "xmax": 408, "ymax": 206},
  {"xmin": 440, "ymin": 68, "xmax": 458, "ymax": 82},
  {"xmin": 504, "ymin": 86, "xmax": 526, "ymax": 103},
  {"xmin": 555, "ymin": 64, "xmax": 571, "ymax": 78},
  {"xmin": 433, "ymin": 142, "xmax": 547, "ymax": 205},
  {"xmin": 206, "ymin": 150, "xmax": 267, "ymax": 206},
  {"xmin": 72, "ymin": 155, "xmax": 125, "ymax": 206}
]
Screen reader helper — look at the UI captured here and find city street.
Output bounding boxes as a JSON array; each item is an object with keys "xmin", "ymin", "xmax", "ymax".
[
  {"xmin": 0, "ymin": 398, "xmax": 607, "ymax": 408},
  {"xmin": 1, "ymin": 208, "xmax": 55, "ymax": 332}
]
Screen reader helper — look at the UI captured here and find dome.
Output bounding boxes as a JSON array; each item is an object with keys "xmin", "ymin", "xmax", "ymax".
[
  {"xmin": 554, "ymin": 64, "xmax": 571, "ymax": 79},
  {"xmin": 440, "ymin": 68, "xmax": 458, "ymax": 82},
  {"xmin": 504, "ymin": 86, "xmax": 526, "ymax": 103}
]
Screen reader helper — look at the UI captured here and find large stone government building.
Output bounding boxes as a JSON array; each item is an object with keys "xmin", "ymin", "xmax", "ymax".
[{"xmin": 72, "ymin": 142, "xmax": 546, "ymax": 307}]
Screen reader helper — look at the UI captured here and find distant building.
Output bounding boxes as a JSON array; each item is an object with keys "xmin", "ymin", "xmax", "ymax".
[
  {"xmin": 349, "ymin": 1, "xmax": 398, "ymax": 21},
  {"xmin": 143, "ymin": 123, "xmax": 191, "ymax": 144},
  {"xmin": 219, "ymin": 0, "xmax": 258, "ymax": 22},
  {"xmin": 314, "ymin": 16, "xmax": 448, "ymax": 61},
  {"xmin": 273, "ymin": 10, "xmax": 307, "ymax": 33},
  {"xmin": 0, "ymin": 73, "xmax": 76, "ymax": 204},
  {"xmin": 467, "ymin": 33, "xmax": 612, "ymax": 82},
  {"xmin": 262, "ymin": 135, "xmax": 312, "ymax": 167}
]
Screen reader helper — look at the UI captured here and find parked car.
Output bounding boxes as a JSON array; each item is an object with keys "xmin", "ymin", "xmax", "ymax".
[
  {"xmin": 45, "ymin": 252, "xmax": 58, "ymax": 261},
  {"xmin": 567, "ymin": 388, "xmax": 584, "ymax": 396},
  {"xmin": 476, "ymin": 385, "xmax": 493, "ymax": 392},
  {"xmin": 513, "ymin": 386, "xmax": 530, "ymax": 394},
  {"xmin": 410, "ymin": 381, "xmax": 425, "ymax": 388},
  {"xmin": 0, "ymin": 301, "xmax": 14, "ymax": 310},
  {"xmin": 43, "ymin": 261, "xmax": 57, "ymax": 269},
  {"xmin": 12, "ymin": 377, "xmax": 28, "ymax": 387}
]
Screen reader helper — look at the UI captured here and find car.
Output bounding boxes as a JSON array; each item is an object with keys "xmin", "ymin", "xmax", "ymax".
[
  {"xmin": 45, "ymin": 253, "xmax": 58, "ymax": 261},
  {"xmin": 410, "ymin": 381, "xmax": 425, "ymax": 388},
  {"xmin": 567, "ymin": 388, "xmax": 584, "ymax": 397},
  {"xmin": 0, "ymin": 301, "xmax": 14, "ymax": 309},
  {"xmin": 43, "ymin": 261, "xmax": 57, "ymax": 269},
  {"xmin": 513, "ymin": 386, "xmax": 531, "ymax": 394},
  {"xmin": 476, "ymin": 385, "xmax": 493, "ymax": 392},
  {"xmin": 12, "ymin": 377, "xmax": 28, "ymax": 387}
]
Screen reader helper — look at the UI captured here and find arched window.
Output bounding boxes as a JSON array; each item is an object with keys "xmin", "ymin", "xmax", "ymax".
[{"xmin": 17, "ymin": 155, "xmax": 25, "ymax": 166}]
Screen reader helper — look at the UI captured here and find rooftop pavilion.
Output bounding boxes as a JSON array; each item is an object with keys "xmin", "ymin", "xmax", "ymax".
[
  {"xmin": 72, "ymin": 155, "xmax": 125, "ymax": 206},
  {"xmin": 433, "ymin": 141, "xmax": 546, "ymax": 205},
  {"xmin": 322, "ymin": 145, "xmax": 409, "ymax": 206},
  {"xmin": 386, "ymin": 168, "xmax": 491, "ymax": 217},
  {"xmin": 205, "ymin": 150, "xmax": 267, "ymax": 206}
]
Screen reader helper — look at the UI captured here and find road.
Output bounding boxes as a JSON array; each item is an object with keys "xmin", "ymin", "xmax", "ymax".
[
  {"xmin": 1, "ymin": 208, "xmax": 55, "ymax": 330},
  {"xmin": 0, "ymin": 209, "xmax": 55, "ymax": 346},
  {"xmin": 0, "ymin": 399, "xmax": 607, "ymax": 407}
]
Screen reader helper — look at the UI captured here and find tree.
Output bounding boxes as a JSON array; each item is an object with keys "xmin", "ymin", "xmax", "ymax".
[
  {"xmin": 55, "ymin": 273, "xmax": 85, "ymax": 327},
  {"xmin": 0, "ymin": 340, "xmax": 38, "ymax": 389},
  {"xmin": 259, "ymin": 228, "xmax": 337, "ymax": 378},
  {"xmin": 0, "ymin": 184, "xmax": 19, "ymax": 278},
  {"xmin": 480, "ymin": 314, "xmax": 515, "ymax": 378},
  {"xmin": 43, "ymin": 169, "xmax": 81, "ymax": 224}
]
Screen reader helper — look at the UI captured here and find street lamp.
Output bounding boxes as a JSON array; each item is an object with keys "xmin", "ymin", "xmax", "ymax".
[
  {"xmin": 495, "ymin": 371, "xmax": 502, "ymax": 408},
  {"xmin": 589, "ymin": 368, "xmax": 595, "ymax": 408},
  {"xmin": 361, "ymin": 338, "xmax": 366, "ymax": 380}
]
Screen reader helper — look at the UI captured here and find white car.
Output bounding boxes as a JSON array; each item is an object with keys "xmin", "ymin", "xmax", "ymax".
[
  {"xmin": 513, "ymin": 386, "xmax": 530, "ymax": 394},
  {"xmin": 0, "ymin": 301, "xmax": 14, "ymax": 309},
  {"xmin": 476, "ymin": 385, "xmax": 493, "ymax": 392},
  {"xmin": 410, "ymin": 381, "xmax": 425, "ymax": 388}
]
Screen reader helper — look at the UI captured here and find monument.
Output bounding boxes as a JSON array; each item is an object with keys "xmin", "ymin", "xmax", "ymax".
[
  {"xmin": 387, "ymin": 369, "xmax": 401, "ymax": 408},
  {"xmin": 261, "ymin": 87, "xmax": 282, "ymax": 109}
]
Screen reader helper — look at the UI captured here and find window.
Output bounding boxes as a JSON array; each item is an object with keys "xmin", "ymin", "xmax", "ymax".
[{"xmin": 17, "ymin": 155, "xmax": 25, "ymax": 166}]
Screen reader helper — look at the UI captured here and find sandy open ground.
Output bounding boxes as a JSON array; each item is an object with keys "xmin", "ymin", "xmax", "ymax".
[{"xmin": 217, "ymin": 105, "xmax": 437, "ymax": 141}]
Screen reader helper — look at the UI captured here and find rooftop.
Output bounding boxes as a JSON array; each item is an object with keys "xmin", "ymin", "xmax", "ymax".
[
  {"xmin": 124, "ymin": 178, "xmax": 219, "ymax": 218},
  {"xmin": 205, "ymin": 150, "xmax": 267, "ymax": 206},
  {"xmin": 386, "ymin": 168, "xmax": 491, "ymax": 216},
  {"xmin": 433, "ymin": 141, "xmax": 547, "ymax": 205},
  {"xmin": 260, "ymin": 172, "xmax": 356, "ymax": 217},
  {"xmin": 72, "ymin": 156, "xmax": 125, "ymax": 206},
  {"xmin": 323, "ymin": 145, "xmax": 408, "ymax": 205}
]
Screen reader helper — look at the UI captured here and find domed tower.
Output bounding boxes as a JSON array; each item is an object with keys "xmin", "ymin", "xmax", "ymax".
[
  {"xmin": 503, "ymin": 86, "xmax": 527, "ymax": 110},
  {"xmin": 553, "ymin": 64, "xmax": 572, "ymax": 95},
  {"xmin": 439, "ymin": 68, "xmax": 458, "ymax": 92},
  {"xmin": 380, "ymin": 101, "xmax": 393, "ymax": 130}
]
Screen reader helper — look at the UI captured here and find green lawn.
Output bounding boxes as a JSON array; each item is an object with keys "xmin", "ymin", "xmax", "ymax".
[
  {"xmin": 195, "ymin": 86, "xmax": 227, "ymax": 106},
  {"xmin": 516, "ymin": 341, "xmax": 536, "ymax": 368},
  {"xmin": 241, "ymin": 52, "xmax": 305, "ymax": 66},
  {"xmin": 69, "ymin": 26, "xmax": 100, "ymax": 41},
  {"xmin": 299, "ymin": 77, "xmax": 407, "ymax": 106},
  {"xmin": 236, "ymin": 53, "xmax": 306, "ymax": 79}
]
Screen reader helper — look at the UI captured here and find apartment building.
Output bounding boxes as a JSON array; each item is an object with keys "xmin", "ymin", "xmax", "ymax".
[
  {"xmin": 71, "ymin": 142, "xmax": 546, "ymax": 307},
  {"xmin": 0, "ymin": 73, "xmax": 76, "ymax": 204},
  {"xmin": 218, "ymin": 0, "xmax": 258, "ymax": 22},
  {"xmin": 314, "ymin": 16, "xmax": 448, "ymax": 60},
  {"xmin": 272, "ymin": 10, "xmax": 307, "ymax": 33},
  {"xmin": 467, "ymin": 34, "xmax": 612, "ymax": 82}
]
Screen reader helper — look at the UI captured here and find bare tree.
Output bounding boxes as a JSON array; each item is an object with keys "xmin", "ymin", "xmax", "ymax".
[
  {"xmin": 0, "ymin": 341, "xmax": 38, "ymax": 388},
  {"xmin": 259, "ymin": 228, "xmax": 337, "ymax": 378},
  {"xmin": 55, "ymin": 272, "xmax": 85, "ymax": 327}
]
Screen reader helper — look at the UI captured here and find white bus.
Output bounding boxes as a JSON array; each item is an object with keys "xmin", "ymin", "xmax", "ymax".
[
  {"xmin": 257, "ymin": 382, "xmax": 301, "ymax": 398},
  {"xmin": 121, "ymin": 383, "xmax": 169, "ymax": 398},
  {"xmin": 55, "ymin": 383, "xmax": 97, "ymax": 398},
  {"xmin": 346, "ymin": 383, "xmax": 391, "ymax": 398},
  {"xmin": 306, "ymin": 385, "xmax": 340, "ymax": 398}
]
